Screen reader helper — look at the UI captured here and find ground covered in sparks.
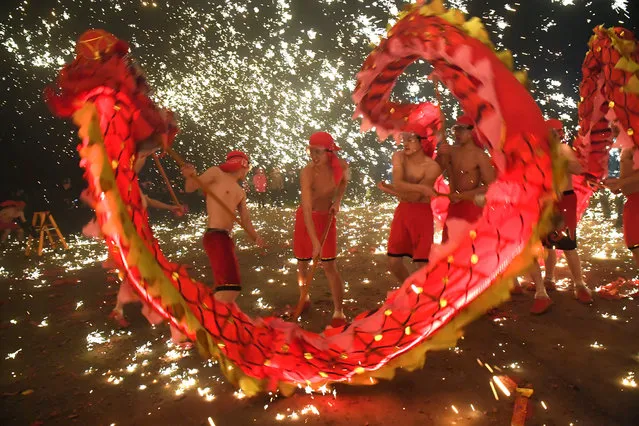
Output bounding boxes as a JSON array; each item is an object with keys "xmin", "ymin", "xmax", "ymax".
[{"xmin": 1, "ymin": 202, "xmax": 637, "ymax": 426}]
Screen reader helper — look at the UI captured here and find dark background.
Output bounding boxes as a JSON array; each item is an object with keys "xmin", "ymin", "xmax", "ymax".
[{"xmin": 0, "ymin": 0, "xmax": 635, "ymax": 212}]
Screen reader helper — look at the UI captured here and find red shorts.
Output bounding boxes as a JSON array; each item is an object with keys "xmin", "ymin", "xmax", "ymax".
[
  {"xmin": 0, "ymin": 221, "xmax": 20, "ymax": 230},
  {"xmin": 387, "ymin": 202, "xmax": 433, "ymax": 262},
  {"xmin": 293, "ymin": 207, "xmax": 337, "ymax": 261},
  {"xmin": 543, "ymin": 190, "xmax": 578, "ymax": 250},
  {"xmin": 624, "ymin": 193, "xmax": 639, "ymax": 251},
  {"xmin": 442, "ymin": 199, "xmax": 484, "ymax": 242},
  {"xmin": 202, "ymin": 229, "xmax": 241, "ymax": 292}
]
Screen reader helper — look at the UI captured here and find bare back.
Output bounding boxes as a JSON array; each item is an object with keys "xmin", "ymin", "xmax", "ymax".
[
  {"xmin": 557, "ymin": 144, "xmax": 584, "ymax": 192},
  {"xmin": 392, "ymin": 151, "xmax": 441, "ymax": 203},
  {"xmin": 449, "ymin": 145, "xmax": 494, "ymax": 192}
]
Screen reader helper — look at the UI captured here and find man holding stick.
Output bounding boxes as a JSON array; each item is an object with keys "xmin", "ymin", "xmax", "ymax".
[
  {"xmin": 294, "ymin": 132, "xmax": 349, "ymax": 328},
  {"xmin": 384, "ymin": 104, "xmax": 442, "ymax": 284},
  {"xmin": 181, "ymin": 150, "xmax": 265, "ymax": 303}
]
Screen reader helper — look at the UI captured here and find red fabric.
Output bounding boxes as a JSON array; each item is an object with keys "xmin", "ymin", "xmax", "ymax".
[
  {"xmin": 219, "ymin": 151, "xmax": 249, "ymax": 173},
  {"xmin": 293, "ymin": 207, "xmax": 337, "ymax": 260},
  {"xmin": 455, "ymin": 115, "xmax": 474, "ymax": 127},
  {"xmin": 442, "ymin": 199, "xmax": 484, "ymax": 242},
  {"xmin": 309, "ymin": 132, "xmax": 344, "ymax": 185},
  {"xmin": 624, "ymin": 192, "xmax": 639, "ymax": 250},
  {"xmin": 202, "ymin": 230, "xmax": 241, "ymax": 288},
  {"xmin": 403, "ymin": 102, "xmax": 442, "ymax": 158},
  {"xmin": 387, "ymin": 202, "xmax": 434, "ymax": 261},
  {"xmin": 0, "ymin": 200, "xmax": 25, "ymax": 208},
  {"xmin": 253, "ymin": 173, "xmax": 267, "ymax": 192},
  {"xmin": 0, "ymin": 221, "xmax": 20, "ymax": 230},
  {"xmin": 543, "ymin": 190, "xmax": 578, "ymax": 250}
]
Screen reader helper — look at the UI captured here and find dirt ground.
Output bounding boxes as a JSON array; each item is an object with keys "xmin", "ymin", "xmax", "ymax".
[{"xmin": 1, "ymin": 202, "xmax": 637, "ymax": 426}]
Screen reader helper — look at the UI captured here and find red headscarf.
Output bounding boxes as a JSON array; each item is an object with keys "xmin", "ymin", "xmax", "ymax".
[
  {"xmin": 309, "ymin": 132, "xmax": 343, "ymax": 185},
  {"xmin": 219, "ymin": 151, "xmax": 250, "ymax": 173},
  {"xmin": 0, "ymin": 200, "xmax": 26, "ymax": 209},
  {"xmin": 403, "ymin": 103, "xmax": 442, "ymax": 158}
]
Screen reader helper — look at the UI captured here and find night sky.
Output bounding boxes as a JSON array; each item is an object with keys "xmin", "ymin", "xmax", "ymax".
[{"xmin": 0, "ymin": 0, "xmax": 635, "ymax": 205}]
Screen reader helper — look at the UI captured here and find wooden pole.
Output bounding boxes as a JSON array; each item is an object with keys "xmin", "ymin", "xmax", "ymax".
[
  {"xmin": 152, "ymin": 153, "xmax": 182, "ymax": 207},
  {"xmin": 290, "ymin": 211, "xmax": 335, "ymax": 321}
]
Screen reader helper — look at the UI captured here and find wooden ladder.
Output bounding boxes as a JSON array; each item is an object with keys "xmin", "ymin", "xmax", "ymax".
[{"xmin": 25, "ymin": 211, "xmax": 69, "ymax": 256}]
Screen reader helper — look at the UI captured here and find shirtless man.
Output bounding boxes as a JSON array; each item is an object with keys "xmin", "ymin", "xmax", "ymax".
[
  {"xmin": 605, "ymin": 145, "xmax": 639, "ymax": 266},
  {"xmin": 386, "ymin": 106, "xmax": 442, "ymax": 284},
  {"xmin": 529, "ymin": 119, "xmax": 592, "ymax": 314},
  {"xmin": 0, "ymin": 201, "xmax": 27, "ymax": 242},
  {"xmin": 294, "ymin": 132, "xmax": 349, "ymax": 328},
  {"xmin": 440, "ymin": 115, "xmax": 495, "ymax": 242},
  {"xmin": 181, "ymin": 150, "xmax": 264, "ymax": 303}
]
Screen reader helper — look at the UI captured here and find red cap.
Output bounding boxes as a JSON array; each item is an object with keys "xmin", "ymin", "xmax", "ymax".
[
  {"xmin": 0, "ymin": 200, "xmax": 26, "ymax": 209},
  {"xmin": 454, "ymin": 115, "xmax": 475, "ymax": 128},
  {"xmin": 219, "ymin": 151, "xmax": 250, "ymax": 173},
  {"xmin": 403, "ymin": 102, "xmax": 442, "ymax": 157},
  {"xmin": 309, "ymin": 132, "xmax": 341, "ymax": 151}
]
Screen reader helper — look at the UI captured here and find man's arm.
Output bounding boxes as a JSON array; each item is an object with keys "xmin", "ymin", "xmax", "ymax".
[
  {"xmin": 391, "ymin": 152, "xmax": 438, "ymax": 196},
  {"xmin": 562, "ymin": 144, "xmax": 584, "ymax": 175},
  {"xmin": 330, "ymin": 160, "xmax": 349, "ymax": 213},
  {"xmin": 238, "ymin": 196, "xmax": 264, "ymax": 246},
  {"xmin": 144, "ymin": 195, "xmax": 180, "ymax": 212},
  {"xmin": 182, "ymin": 165, "xmax": 221, "ymax": 193}
]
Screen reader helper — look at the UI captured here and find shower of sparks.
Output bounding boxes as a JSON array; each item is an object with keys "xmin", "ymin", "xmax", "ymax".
[{"xmin": 0, "ymin": 1, "xmax": 633, "ymax": 195}]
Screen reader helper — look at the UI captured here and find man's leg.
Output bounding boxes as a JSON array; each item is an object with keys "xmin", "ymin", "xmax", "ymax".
[
  {"xmin": 530, "ymin": 260, "xmax": 552, "ymax": 314},
  {"xmin": 544, "ymin": 249, "xmax": 557, "ymax": 282},
  {"xmin": 322, "ymin": 260, "xmax": 345, "ymax": 320},
  {"xmin": 297, "ymin": 260, "xmax": 311, "ymax": 303},
  {"xmin": 631, "ymin": 248, "xmax": 639, "ymax": 268},
  {"xmin": 388, "ymin": 256, "xmax": 409, "ymax": 283},
  {"xmin": 214, "ymin": 290, "xmax": 241, "ymax": 303},
  {"xmin": 564, "ymin": 249, "xmax": 592, "ymax": 302},
  {"xmin": 563, "ymin": 249, "xmax": 584, "ymax": 286}
]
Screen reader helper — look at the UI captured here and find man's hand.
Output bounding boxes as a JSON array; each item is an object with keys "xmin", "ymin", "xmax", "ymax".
[
  {"xmin": 603, "ymin": 177, "xmax": 622, "ymax": 193},
  {"xmin": 449, "ymin": 192, "xmax": 462, "ymax": 203},
  {"xmin": 181, "ymin": 164, "xmax": 197, "ymax": 179},
  {"xmin": 311, "ymin": 237, "xmax": 321, "ymax": 260},
  {"xmin": 329, "ymin": 200, "xmax": 341, "ymax": 215},
  {"xmin": 171, "ymin": 204, "xmax": 187, "ymax": 216},
  {"xmin": 422, "ymin": 186, "xmax": 435, "ymax": 197},
  {"xmin": 255, "ymin": 235, "xmax": 267, "ymax": 249}
]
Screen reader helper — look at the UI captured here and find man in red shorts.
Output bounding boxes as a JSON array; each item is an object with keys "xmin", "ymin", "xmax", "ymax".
[
  {"xmin": 385, "ymin": 104, "xmax": 442, "ymax": 283},
  {"xmin": 294, "ymin": 132, "xmax": 349, "ymax": 328},
  {"xmin": 440, "ymin": 115, "xmax": 495, "ymax": 242},
  {"xmin": 529, "ymin": 119, "xmax": 592, "ymax": 314},
  {"xmin": 181, "ymin": 150, "xmax": 265, "ymax": 303},
  {"xmin": 0, "ymin": 200, "xmax": 27, "ymax": 243},
  {"xmin": 606, "ymin": 145, "xmax": 639, "ymax": 266}
]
